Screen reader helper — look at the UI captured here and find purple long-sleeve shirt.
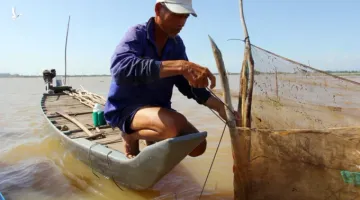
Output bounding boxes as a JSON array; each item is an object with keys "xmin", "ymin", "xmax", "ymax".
[{"xmin": 104, "ymin": 17, "xmax": 211, "ymax": 127}]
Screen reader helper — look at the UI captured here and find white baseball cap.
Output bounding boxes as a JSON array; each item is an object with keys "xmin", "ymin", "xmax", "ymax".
[{"xmin": 156, "ymin": 0, "xmax": 197, "ymax": 17}]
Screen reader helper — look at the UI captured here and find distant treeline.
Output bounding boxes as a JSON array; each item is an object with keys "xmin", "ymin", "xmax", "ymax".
[
  {"xmin": 1, "ymin": 69, "xmax": 359, "ymax": 78},
  {"xmin": 325, "ymin": 70, "xmax": 360, "ymax": 73},
  {"xmin": 0, "ymin": 73, "xmax": 21, "ymax": 77},
  {"xmin": 0, "ymin": 73, "xmax": 111, "ymax": 78},
  {"xmin": 216, "ymin": 70, "xmax": 360, "ymax": 75}
]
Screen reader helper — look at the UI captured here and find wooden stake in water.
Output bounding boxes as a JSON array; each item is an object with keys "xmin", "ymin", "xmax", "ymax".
[
  {"xmin": 208, "ymin": 35, "xmax": 250, "ymax": 200},
  {"xmin": 239, "ymin": 0, "xmax": 255, "ymax": 129}
]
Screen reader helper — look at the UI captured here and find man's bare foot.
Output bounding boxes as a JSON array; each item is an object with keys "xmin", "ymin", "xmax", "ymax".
[{"xmin": 121, "ymin": 133, "xmax": 139, "ymax": 159}]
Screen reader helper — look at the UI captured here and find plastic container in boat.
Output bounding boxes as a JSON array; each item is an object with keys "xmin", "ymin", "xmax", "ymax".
[
  {"xmin": 97, "ymin": 110, "xmax": 106, "ymax": 126},
  {"xmin": 92, "ymin": 103, "xmax": 101, "ymax": 127},
  {"xmin": 92, "ymin": 103, "xmax": 106, "ymax": 127}
]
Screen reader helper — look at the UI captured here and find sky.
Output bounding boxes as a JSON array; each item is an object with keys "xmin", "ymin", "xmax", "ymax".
[{"xmin": 1, "ymin": 0, "xmax": 359, "ymax": 75}]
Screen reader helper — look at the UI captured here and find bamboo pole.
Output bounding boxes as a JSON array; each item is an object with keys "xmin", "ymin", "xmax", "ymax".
[
  {"xmin": 56, "ymin": 111, "xmax": 93, "ymax": 136},
  {"xmin": 240, "ymin": 60, "xmax": 248, "ymax": 126},
  {"xmin": 208, "ymin": 36, "xmax": 250, "ymax": 200},
  {"xmin": 239, "ymin": 0, "xmax": 255, "ymax": 128},
  {"xmin": 208, "ymin": 36, "xmax": 236, "ymax": 127},
  {"xmin": 64, "ymin": 15, "xmax": 71, "ymax": 85},
  {"xmin": 80, "ymin": 85, "xmax": 107, "ymax": 102},
  {"xmin": 64, "ymin": 89, "xmax": 106, "ymax": 108}
]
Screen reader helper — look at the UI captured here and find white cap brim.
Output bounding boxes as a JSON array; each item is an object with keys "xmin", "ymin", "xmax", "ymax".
[{"xmin": 163, "ymin": 2, "xmax": 197, "ymax": 17}]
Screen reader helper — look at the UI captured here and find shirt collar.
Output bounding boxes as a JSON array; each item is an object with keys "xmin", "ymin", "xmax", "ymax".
[
  {"xmin": 146, "ymin": 17, "xmax": 178, "ymax": 45},
  {"xmin": 146, "ymin": 17, "xmax": 155, "ymax": 42}
]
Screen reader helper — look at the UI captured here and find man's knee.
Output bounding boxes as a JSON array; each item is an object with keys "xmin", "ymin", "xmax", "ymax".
[
  {"xmin": 189, "ymin": 140, "xmax": 207, "ymax": 157},
  {"xmin": 164, "ymin": 112, "xmax": 188, "ymax": 138}
]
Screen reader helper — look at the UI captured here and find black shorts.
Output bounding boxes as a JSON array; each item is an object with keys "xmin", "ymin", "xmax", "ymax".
[{"xmin": 117, "ymin": 105, "xmax": 176, "ymax": 134}]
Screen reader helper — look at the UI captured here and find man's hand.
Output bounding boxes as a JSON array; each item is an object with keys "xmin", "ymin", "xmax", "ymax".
[
  {"xmin": 181, "ymin": 61, "xmax": 216, "ymax": 89},
  {"xmin": 159, "ymin": 60, "xmax": 216, "ymax": 89},
  {"xmin": 217, "ymin": 103, "xmax": 240, "ymax": 122},
  {"xmin": 204, "ymin": 96, "xmax": 240, "ymax": 122}
]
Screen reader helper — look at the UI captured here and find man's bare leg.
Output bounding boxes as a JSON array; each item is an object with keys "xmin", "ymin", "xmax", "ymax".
[
  {"xmin": 178, "ymin": 120, "xmax": 207, "ymax": 157},
  {"xmin": 121, "ymin": 130, "xmax": 156, "ymax": 159},
  {"xmin": 122, "ymin": 107, "xmax": 207, "ymax": 158}
]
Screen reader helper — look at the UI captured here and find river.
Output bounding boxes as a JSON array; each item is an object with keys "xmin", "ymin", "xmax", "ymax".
[{"xmin": 0, "ymin": 74, "xmax": 359, "ymax": 200}]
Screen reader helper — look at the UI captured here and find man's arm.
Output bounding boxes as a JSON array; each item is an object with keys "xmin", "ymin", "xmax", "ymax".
[
  {"xmin": 203, "ymin": 95, "xmax": 223, "ymax": 113},
  {"xmin": 111, "ymin": 26, "xmax": 185, "ymax": 85},
  {"xmin": 204, "ymin": 96, "xmax": 240, "ymax": 123},
  {"xmin": 175, "ymin": 74, "xmax": 212, "ymax": 104},
  {"xmin": 176, "ymin": 72, "xmax": 234, "ymax": 122},
  {"xmin": 173, "ymin": 43, "xmax": 233, "ymax": 121},
  {"xmin": 110, "ymin": 26, "xmax": 159, "ymax": 85},
  {"xmin": 111, "ymin": 26, "xmax": 216, "ymax": 87},
  {"xmin": 174, "ymin": 45, "xmax": 213, "ymax": 105}
]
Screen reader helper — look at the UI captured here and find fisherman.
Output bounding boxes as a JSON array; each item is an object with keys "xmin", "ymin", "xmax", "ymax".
[{"xmin": 104, "ymin": 0, "xmax": 237, "ymax": 158}]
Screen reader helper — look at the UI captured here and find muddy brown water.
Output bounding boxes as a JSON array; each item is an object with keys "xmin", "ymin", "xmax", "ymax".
[{"xmin": 0, "ymin": 75, "xmax": 358, "ymax": 200}]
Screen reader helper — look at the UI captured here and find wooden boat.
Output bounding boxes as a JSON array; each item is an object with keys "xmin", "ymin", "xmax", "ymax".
[{"xmin": 40, "ymin": 69, "xmax": 207, "ymax": 190}]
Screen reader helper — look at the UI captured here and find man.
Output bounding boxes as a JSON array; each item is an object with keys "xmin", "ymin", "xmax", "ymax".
[{"xmin": 104, "ymin": 0, "xmax": 232, "ymax": 158}]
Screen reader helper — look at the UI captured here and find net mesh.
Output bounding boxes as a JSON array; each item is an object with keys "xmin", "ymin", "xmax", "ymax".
[
  {"xmin": 245, "ymin": 44, "xmax": 360, "ymax": 200},
  {"xmin": 250, "ymin": 44, "xmax": 360, "ymax": 130}
]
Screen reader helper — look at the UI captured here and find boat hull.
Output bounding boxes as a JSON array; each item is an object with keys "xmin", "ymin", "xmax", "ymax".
[{"xmin": 40, "ymin": 92, "xmax": 207, "ymax": 190}]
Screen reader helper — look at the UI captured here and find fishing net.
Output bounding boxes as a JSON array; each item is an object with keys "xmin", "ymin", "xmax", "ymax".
[{"xmin": 245, "ymin": 44, "xmax": 360, "ymax": 200}]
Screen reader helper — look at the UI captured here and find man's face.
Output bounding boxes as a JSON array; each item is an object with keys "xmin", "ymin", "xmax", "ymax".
[{"xmin": 156, "ymin": 3, "xmax": 189, "ymax": 37}]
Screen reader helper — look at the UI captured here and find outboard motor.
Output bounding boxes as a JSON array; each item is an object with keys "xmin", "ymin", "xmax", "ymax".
[
  {"xmin": 50, "ymin": 69, "xmax": 56, "ymax": 79},
  {"xmin": 42, "ymin": 69, "xmax": 56, "ymax": 93}
]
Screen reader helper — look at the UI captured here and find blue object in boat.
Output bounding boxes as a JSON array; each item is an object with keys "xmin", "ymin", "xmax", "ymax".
[{"xmin": 0, "ymin": 192, "xmax": 5, "ymax": 200}]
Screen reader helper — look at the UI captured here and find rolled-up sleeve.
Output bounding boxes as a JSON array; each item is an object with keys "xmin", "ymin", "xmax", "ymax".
[
  {"xmin": 174, "ymin": 43, "xmax": 212, "ymax": 105},
  {"xmin": 110, "ymin": 26, "xmax": 162, "ymax": 85}
]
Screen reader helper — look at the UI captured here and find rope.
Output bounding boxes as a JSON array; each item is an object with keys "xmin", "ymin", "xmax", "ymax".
[
  {"xmin": 198, "ymin": 123, "xmax": 227, "ymax": 199},
  {"xmin": 226, "ymin": 38, "xmax": 360, "ymax": 87},
  {"xmin": 190, "ymin": 87, "xmax": 237, "ymax": 200},
  {"xmin": 106, "ymin": 151, "xmax": 124, "ymax": 191},
  {"xmin": 206, "ymin": 87, "xmax": 236, "ymax": 116},
  {"xmin": 106, "ymin": 151, "xmax": 113, "ymax": 167}
]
